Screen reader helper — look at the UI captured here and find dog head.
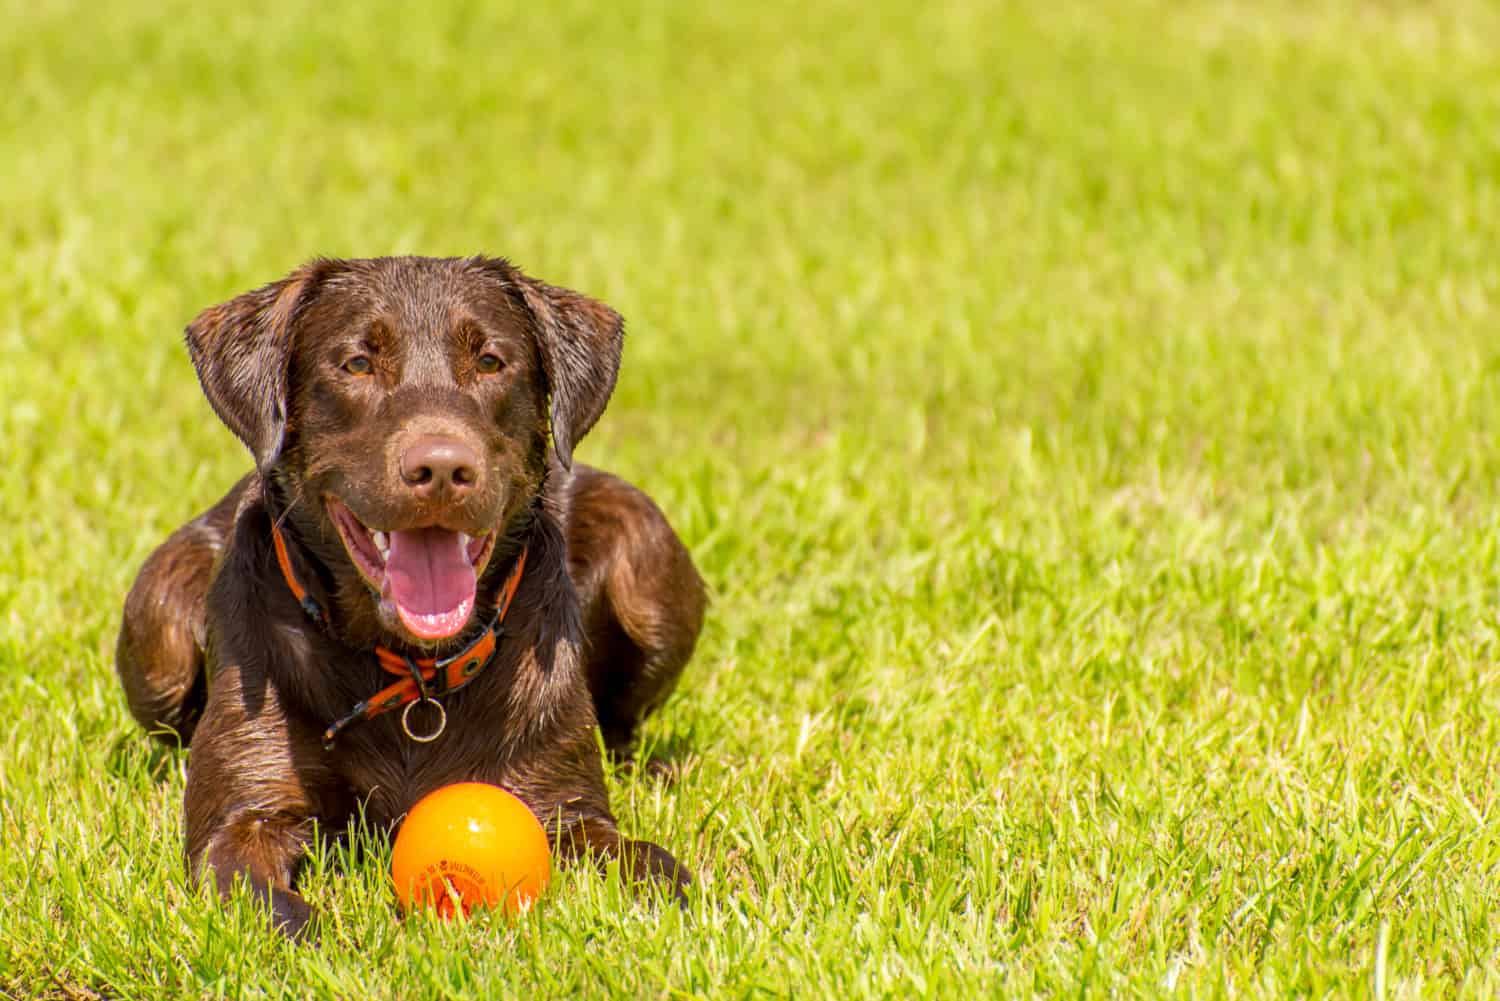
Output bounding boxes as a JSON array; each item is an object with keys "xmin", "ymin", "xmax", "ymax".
[{"xmin": 185, "ymin": 256, "xmax": 622, "ymax": 643}]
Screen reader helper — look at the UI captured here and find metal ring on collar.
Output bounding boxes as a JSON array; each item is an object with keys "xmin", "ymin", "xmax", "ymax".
[{"xmin": 401, "ymin": 697, "xmax": 447, "ymax": 743}]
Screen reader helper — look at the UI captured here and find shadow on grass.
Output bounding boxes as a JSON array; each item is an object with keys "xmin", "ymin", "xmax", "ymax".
[
  {"xmin": 610, "ymin": 733, "xmax": 699, "ymax": 785},
  {"xmin": 105, "ymin": 728, "xmax": 185, "ymax": 785}
]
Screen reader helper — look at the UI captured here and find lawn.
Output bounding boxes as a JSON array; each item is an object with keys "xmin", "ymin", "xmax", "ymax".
[{"xmin": 3, "ymin": 0, "xmax": 1500, "ymax": 996}]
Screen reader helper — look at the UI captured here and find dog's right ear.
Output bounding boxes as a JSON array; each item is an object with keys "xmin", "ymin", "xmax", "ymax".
[{"xmin": 184, "ymin": 261, "xmax": 333, "ymax": 471}]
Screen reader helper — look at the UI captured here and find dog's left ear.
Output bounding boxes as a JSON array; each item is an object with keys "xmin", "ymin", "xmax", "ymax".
[{"xmin": 479, "ymin": 258, "xmax": 624, "ymax": 469}]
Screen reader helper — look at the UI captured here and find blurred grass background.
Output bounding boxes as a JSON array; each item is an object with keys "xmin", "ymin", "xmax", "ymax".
[{"xmin": 3, "ymin": 0, "xmax": 1500, "ymax": 997}]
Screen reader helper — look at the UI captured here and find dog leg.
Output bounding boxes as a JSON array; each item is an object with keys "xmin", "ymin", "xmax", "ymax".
[
  {"xmin": 116, "ymin": 477, "xmax": 250, "ymax": 745},
  {"xmin": 554, "ymin": 815, "xmax": 692, "ymax": 906},
  {"xmin": 196, "ymin": 810, "xmax": 318, "ymax": 937},
  {"xmin": 565, "ymin": 467, "xmax": 706, "ymax": 756},
  {"xmin": 183, "ymin": 667, "xmax": 335, "ymax": 939}
]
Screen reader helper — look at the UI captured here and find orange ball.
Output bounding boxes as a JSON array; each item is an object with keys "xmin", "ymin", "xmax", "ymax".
[{"xmin": 391, "ymin": 782, "xmax": 551, "ymax": 919}]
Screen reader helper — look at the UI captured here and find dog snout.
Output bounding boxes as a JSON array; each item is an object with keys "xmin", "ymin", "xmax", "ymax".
[{"xmin": 399, "ymin": 436, "xmax": 480, "ymax": 500}]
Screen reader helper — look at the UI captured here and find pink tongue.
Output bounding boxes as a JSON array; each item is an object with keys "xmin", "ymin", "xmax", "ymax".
[{"xmin": 385, "ymin": 528, "xmax": 476, "ymax": 639}]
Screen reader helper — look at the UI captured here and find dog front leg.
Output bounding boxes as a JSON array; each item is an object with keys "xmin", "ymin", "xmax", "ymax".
[
  {"xmin": 192, "ymin": 809, "xmax": 317, "ymax": 937},
  {"xmin": 182, "ymin": 674, "xmax": 332, "ymax": 939},
  {"xmin": 554, "ymin": 814, "xmax": 692, "ymax": 906}
]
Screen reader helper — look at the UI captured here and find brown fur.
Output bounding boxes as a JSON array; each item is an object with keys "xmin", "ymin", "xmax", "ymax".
[{"xmin": 114, "ymin": 256, "xmax": 706, "ymax": 935}]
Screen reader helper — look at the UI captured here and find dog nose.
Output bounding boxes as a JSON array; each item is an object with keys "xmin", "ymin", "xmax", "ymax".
[{"xmin": 400, "ymin": 437, "xmax": 480, "ymax": 497}]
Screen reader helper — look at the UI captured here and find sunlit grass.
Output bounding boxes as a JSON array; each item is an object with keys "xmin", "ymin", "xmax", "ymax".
[{"xmin": 3, "ymin": 0, "xmax": 1500, "ymax": 996}]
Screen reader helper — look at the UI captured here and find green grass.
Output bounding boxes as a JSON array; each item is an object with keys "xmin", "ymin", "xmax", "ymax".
[{"xmin": 3, "ymin": 0, "xmax": 1500, "ymax": 996}]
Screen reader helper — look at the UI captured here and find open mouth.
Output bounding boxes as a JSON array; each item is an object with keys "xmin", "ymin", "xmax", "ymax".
[{"xmin": 326, "ymin": 497, "xmax": 497, "ymax": 641}]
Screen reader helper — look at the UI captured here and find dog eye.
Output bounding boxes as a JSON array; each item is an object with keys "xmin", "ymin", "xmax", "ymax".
[
  {"xmin": 476, "ymin": 353, "xmax": 504, "ymax": 374},
  {"xmin": 343, "ymin": 355, "xmax": 373, "ymax": 375}
]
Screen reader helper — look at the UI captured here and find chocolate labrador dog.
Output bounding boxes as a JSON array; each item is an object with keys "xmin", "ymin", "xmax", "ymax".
[{"xmin": 115, "ymin": 256, "xmax": 705, "ymax": 935}]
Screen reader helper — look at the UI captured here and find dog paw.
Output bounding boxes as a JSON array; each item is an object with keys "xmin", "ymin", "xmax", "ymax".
[
  {"xmin": 627, "ymin": 839, "xmax": 693, "ymax": 908},
  {"xmin": 269, "ymin": 887, "xmax": 316, "ymax": 939}
]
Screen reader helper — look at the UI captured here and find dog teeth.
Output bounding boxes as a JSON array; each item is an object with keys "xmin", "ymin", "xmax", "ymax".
[
  {"xmin": 373, "ymin": 531, "xmax": 390, "ymax": 558},
  {"xmin": 459, "ymin": 532, "xmax": 472, "ymax": 548}
]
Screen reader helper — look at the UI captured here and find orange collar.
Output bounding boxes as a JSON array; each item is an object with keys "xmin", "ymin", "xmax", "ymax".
[{"xmin": 269, "ymin": 518, "xmax": 527, "ymax": 748}]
